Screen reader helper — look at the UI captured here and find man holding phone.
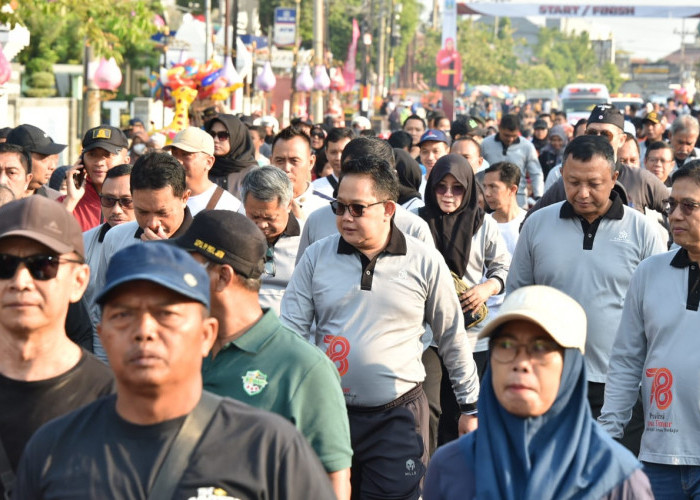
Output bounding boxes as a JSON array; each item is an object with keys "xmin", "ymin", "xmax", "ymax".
[{"xmin": 62, "ymin": 126, "xmax": 130, "ymax": 231}]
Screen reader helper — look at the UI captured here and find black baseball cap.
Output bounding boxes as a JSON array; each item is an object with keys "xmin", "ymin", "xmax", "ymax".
[
  {"xmin": 172, "ymin": 210, "xmax": 266, "ymax": 280},
  {"xmin": 7, "ymin": 124, "xmax": 66, "ymax": 155},
  {"xmin": 82, "ymin": 125, "xmax": 129, "ymax": 154},
  {"xmin": 587, "ymin": 105, "xmax": 624, "ymax": 131},
  {"xmin": 534, "ymin": 119, "xmax": 548, "ymax": 130}
]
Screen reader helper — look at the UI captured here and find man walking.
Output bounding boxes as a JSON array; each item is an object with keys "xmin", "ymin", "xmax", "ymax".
[
  {"xmin": 599, "ymin": 161, "xmax": 700, "ymax": 498},
  {"xmin": 508, "ymin": 136, "xmax": 666, "ymax": 453},
  {"xmin": 0, "ymin": 197, "xmax": 113, "ymax": 499},
  {"xmin": 281, "ymin": 156, "xmax": 479, "ymax": 499},
  {"xmin": 13, "ymin": 242, "xmax": 334, "ymax": 499}
]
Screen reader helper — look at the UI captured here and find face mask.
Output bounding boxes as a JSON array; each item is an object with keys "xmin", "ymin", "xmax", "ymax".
[{"xmin": 132, "ymin": 143, "xmax": 146, "ymax": 155}]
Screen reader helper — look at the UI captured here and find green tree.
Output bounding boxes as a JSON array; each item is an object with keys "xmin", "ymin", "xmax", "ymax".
[{"xmin": 1, "ymin": 0, "xmax": 162, "ymax": 66}]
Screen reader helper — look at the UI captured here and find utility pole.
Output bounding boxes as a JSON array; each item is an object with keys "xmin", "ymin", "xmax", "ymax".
[
  {"xmin": 290, "ymin": 0, "xmax": 301, "ymax": 117},
  {"xmin": 376, "ymin": 0, "xmax": 387, "ymax": 99},
  {"xmin": 82, "ymin": 44, "xmax": 100, "ymax": 130},
  {"xmin": 312, "ymin": 0, "xmax": 325, "ymax": 122}
]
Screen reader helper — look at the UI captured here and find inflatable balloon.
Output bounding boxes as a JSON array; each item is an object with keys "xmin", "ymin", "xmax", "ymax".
[
  {"xmin": 94, "ymin": 57, "xmax": 122, "ymax": 91},
  {"xmin": 256, "ymin": 61, "xmax": 276, "ymax": 92},
  {"xmin": 201, "ymin": 68, "xmax": 223, "ymax": 88},
  {"xmin": 296, "ymin": 65, "xmax": 313, "ymax": 92},
  {"xmin": 313, "ymin": 65, "xmax": 330, "ymax": 91},
  {"xmin": 0, "ymin": 46, "xmax": 11, "ymax": 86},
  {"xmin": 164, "ymin": 86, "xmax": 198, "ymax": 132}
]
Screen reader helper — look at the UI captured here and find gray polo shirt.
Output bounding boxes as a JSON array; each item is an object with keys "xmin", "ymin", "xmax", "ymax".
[
  {"xmin": 599, "ymin": 249, "xmax": 700, "ymax": 465},
  {"xmin": 281, "ymin": 225, "xmax": 479, "ymax": 409},
  {"xmin": 259, "ymin": 214, "xmax": 302, "ymax": 315},
  {"xmin": 507, "ymin": 194, "xmax": 666, "ymax": 382}
]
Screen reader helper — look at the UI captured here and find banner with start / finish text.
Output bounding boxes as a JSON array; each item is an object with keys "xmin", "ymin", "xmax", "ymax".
[{"xmin": 458, "ymin": 3, "xmax": 700, "ymax": 18}]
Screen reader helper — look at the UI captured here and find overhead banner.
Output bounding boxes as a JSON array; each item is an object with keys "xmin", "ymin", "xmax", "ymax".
[
  {"xmin": 436, "ymin": 0, "xmax": 462, "ymax": 90},
  {"xmin": 458, "ymin": 3, "xmax": 700, "ymax": 18}
]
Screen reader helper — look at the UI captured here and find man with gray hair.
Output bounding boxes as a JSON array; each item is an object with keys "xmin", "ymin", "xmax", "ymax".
[
  {"xmin": 669, "ymin": 114, "xmax": 700, "ymax": 171},
  {"xmin": 241, "ymin": 166, "xmax": 301, "ymax": 314}
]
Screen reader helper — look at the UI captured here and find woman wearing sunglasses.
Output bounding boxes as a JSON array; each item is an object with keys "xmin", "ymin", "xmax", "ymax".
[
  {"xmin": 417, "ymin": 153, "xmax": 511, "ymax": 445},
  {"xmin": 204, "ymin": 114, "xmax": 258, "ymax": 199}
]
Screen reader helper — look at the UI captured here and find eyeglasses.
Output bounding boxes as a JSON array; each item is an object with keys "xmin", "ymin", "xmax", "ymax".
[
  {"xmin": 663, "ymin": 197, "xmax": 700, "ymax": 217},
  {"xmin": 585, "ymin": 128, "xmax": 615, "ymax": 142},
  {"xmin": 489, "ymin": 337, "xmax": 562, "ymax": 364},
  {"xmin": 209, "ymin": 131, "xmax": 229, "ymax": 141},
  {"xmin": 646, "ymin": 157, "xmax": 673, "ymax": 165},
  {"xmin": 264, "ymin": 246, "xmax": 275, "ymax": 277},
  {"xmin": 330, "ymin": 200, "xmax": 386, "ymax": 217},
  {"xmin": 434, "ymin": 183, "xmax": 466, "ymax": 196},
  {"xmin": 311, "ymin": 131, "xmax": 325, "ymax": 139},
  {"xmin": 0, "ymin": 254, "xmax": 83, "ymax": 281},
  {"xmin": 99, "ymin": 195, "xmax": 134, "ymax": 209}
]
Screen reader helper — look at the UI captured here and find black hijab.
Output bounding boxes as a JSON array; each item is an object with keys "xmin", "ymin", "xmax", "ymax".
[
  {"xmin": 420, "ymin": 153, "xmax": 484, "ymax": 277},
  {"xmin": 205, "ymin": 114, "xmax": 258, "ymax": 177},
  {"xmin": 394, "ymin": 148, "xmax": 422, "ymax": 205}
]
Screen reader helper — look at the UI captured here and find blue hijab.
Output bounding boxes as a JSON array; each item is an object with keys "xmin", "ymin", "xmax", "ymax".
[{"xmin": 461, "ymin": 349, "xmax": 640, "ymax": 500}]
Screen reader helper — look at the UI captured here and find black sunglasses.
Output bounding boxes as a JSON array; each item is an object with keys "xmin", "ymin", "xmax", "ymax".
[
  {"xmin": 434, "ymin": 183, "xmax": 466, "ymax": 196},
  {"xmin": 209, "ymin": 131, "xmax": 230, "ymax": 141},
  {"xmin": 311, "ymin": 131, "xmax": 325, "ymax": 139},
  {"xmin": 0, "ymin": 254, "xmax": 83, "ymax": 281},
  {"xmin": 99, "ymin": 195, "xmax": 133, "ymax": 209},
  {"xmin": 330, "ymin": 200, "xmax": 386, "ymax": 217},
  {"xmin": 585, "ymin": 128, "xmax": 615, "ymax": 142}
]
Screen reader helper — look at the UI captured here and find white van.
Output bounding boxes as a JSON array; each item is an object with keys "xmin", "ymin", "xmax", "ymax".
[{"xmin": 560, "ymin": 83, "xmax": 610, "ymax": 124}]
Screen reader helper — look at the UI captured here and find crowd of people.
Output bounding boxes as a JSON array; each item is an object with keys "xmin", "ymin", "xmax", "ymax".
[{"xmin": 0, "ymin": 97, "xmax": 699, "ymax": 499}]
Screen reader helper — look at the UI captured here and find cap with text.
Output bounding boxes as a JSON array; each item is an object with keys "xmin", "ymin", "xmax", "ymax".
[
  {"xmin": 0, "ymin": 196, "xmax": 84, "ymax": 257},
  {"xmin": 642, "ymin": 111, "xmax": 662, "ymax": 125},
  {"xmin": 172, "ymin": 210, "xmax": 266, "ymax": 280},
  {"xmin": 478, "ymin": 285, "xmax": 587, "ymax": 354},
  {"xmin": 82, "ymin": 126, "xmax": 129, "ymax": 155},
  {"xmin": 95, "ymin": 242, "xmax": 210, "ymax": 309}
]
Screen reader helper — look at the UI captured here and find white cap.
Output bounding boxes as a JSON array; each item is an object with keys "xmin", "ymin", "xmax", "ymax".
[
  {"xmin": 165, "ymin": 127, "xmax": 214, "ymax": 156},
  {"xmin": 478, "ymin": 286, "xmax": 587, "ymax": 353}
]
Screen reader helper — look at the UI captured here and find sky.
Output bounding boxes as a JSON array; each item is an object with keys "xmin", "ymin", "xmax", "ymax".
[{"xmin": 428, "ymin": 1, "xmax": 700, "ymax": 61}]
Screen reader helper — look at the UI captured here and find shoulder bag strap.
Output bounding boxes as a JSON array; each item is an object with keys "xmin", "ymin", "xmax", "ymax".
[
  {"xmin": 0, "ymin": 436, "xmax": 16, "ymax": 500},
  {"xmin": 147, "ymin": 391, "xmax": 222, "ymax": 500},
  {"xmin": 204, "ymin": 186, "xmax": 225, "ymax": 211}
]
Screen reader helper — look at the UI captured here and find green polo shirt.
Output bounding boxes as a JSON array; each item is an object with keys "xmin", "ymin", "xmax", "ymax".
[{"xmin": 202, "ymin": 309, "xmax": 352, "ymax": 473}]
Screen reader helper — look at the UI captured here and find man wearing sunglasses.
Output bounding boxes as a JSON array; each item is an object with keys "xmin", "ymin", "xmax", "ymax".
[
  {"xmin": 509, "ymin": 135, "xmax": 666, "ymax": 456},
  {"xmin": 281, "ymin": 156, "xmax": 479, "ymax": 500},
  {"xmin": 600, "ymin": 161, "xmax": 700, "ymax": 498},
  {"xmin": 531, "ymin": 105, "xmax": 669, "ymax": 220},
  {"xmin": 0, "ymin": 196, "xmax": 114, "ymax": 499},
  {"xmin": 82, "ymin": 164, "xmax": 135, "ymax": 327}
]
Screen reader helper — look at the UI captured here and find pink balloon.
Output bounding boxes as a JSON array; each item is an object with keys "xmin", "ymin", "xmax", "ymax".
[
  {"xmin": 94, "ymin": 57, "xmax": 122, "ymax": 91},
  {"xmin": 0, "ymin": 47, "xmax": 11, "ymax": 85}
]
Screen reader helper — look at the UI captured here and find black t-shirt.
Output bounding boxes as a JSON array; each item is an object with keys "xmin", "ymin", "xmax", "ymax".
[
  {"xmin": 0, "ymin": 351, "xmax": 114, "ymax": 497},
  {"xmin": 14, "ymin": 393, "xmax": 335, "ymax": 500}
]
